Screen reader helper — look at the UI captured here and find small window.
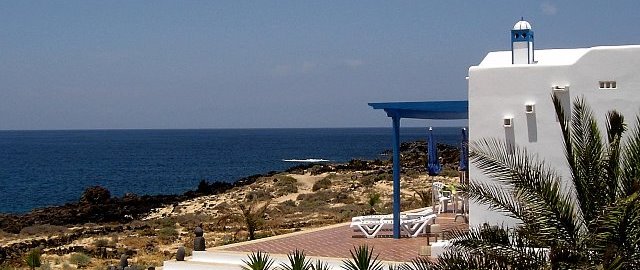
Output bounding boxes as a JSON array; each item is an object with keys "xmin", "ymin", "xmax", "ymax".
[
  {"xmin": 599, "ymin": 81, "xmax": 618, "ymax": 89},
  {"xmin": 503, "ymin": 117, "xmax": 513, "ymax": 127},
  {"xmin": 552, "ymin": 85, "xmax": 569, "ymax": 92},
  {"xmin": 525, "ymin": 104, "xmax": 535, "ymax": 114}
]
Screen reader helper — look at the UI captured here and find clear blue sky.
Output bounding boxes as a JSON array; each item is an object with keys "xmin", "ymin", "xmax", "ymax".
[{"xmin": 1, "ymin": 1, "xmax": 639, "ymax": 130}]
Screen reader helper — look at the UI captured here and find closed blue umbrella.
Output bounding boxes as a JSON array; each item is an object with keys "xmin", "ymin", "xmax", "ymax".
[
  {"xmin": 427, "ymin": 127, "xmax": 442, "ymax": 176},
  {"xmin": 459, "ymin": 128, "xmax": 468, "ymax": 172}
]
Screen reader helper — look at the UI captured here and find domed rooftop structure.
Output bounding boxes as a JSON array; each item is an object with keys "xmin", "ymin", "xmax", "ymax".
[{"xmin": 513, "ymin": 19, "xmax": 532, "ymax": 30}]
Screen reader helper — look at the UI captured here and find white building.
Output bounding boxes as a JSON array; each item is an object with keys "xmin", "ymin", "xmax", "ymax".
[{"xmin": 468, "ymin": 19, "xmax": 640, "ymax": 226}]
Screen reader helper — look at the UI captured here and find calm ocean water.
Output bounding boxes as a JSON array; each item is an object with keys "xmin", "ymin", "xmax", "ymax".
[{"xmin": 0, "ymin": 128, "xmax": 463, "ymax": 213}]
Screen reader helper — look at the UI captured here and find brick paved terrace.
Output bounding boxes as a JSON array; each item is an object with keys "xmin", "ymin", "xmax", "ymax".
[{"xmin": 217, "ymin": 212, "xmax": 469, "ymax": 262}]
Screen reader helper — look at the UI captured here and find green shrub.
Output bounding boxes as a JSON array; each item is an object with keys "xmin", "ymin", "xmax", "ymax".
[
  {"xmin": 297, "ymin": 190, "xmax": 354, "ymax": 211},
  {"xmin": 156, "ymin": 218, "xmax": 176, "ymax": 228},
  {"xmin": 330, "ymin": 204, "xmax": 369, "ymax": 222},
  {"xmin": 109, "ymin": 234, "xmax": 119, "ymax": 247},
  {"xmin": 172, "ymin": 213, "xmax": 216, "ymax": 228},
  {"xmin": 246, "ymin": 189, "xmax": 273, "ymax": 201},
  {"xmin": 440, "ymin": 167, "xmax": 460, "ymax": 177},
  {"xmin": 335, "ymin": 191, "xmax": 355, "ymax": 204},
  {"xmin": 297, "ymin": 190, "xmax": 332, "ymax": 203},
  {"xmin": 359, "ymin": 173, "xmax": 390, "ymax": 187},
  {"xmin": 93, "ymin": 238, "xmax": 109, "ymax": 248},
  {"xmin": 412, "ymin": 188, "xmax": 432, "ymax": 207},
  {"xmin": 367, "ymin": 193, "xmax": 381, "ymax": 214},
  {"xmin": 274, "ymin": 176, "xmax": 298, "ymax": 195},
  {"xmin": 375, "ymin": 173, "xmax": 391, "ymax": 182},
  {"xmin": 274, "ymin": 200, "xmax": 298, "ymax": 215},
  {"xmin": 24, "ymin": 248, "xmax": 41, "ymax": 269},
  {"xmin": 358, "ymin": 175, "xmax": 376, "ymax": 187},
  {"xmin": 139, "ymin": 227, "xmax": 156, "ymax": 237},
  {"xmin": 312, "ymin": 177, "xmax": 332, "ymax": 191},
  {"xmin": 69, "ymin": 252, "xmax": 91, "ymax": 268},
  {"xmin": 158, "ymin": 226, "xmax": 179, "ymax": 243}
]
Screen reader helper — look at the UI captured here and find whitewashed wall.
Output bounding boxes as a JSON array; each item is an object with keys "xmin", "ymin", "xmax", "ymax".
[{"xmin": 467, "ymin": 45, "xmax": 640, "ymax": 227}]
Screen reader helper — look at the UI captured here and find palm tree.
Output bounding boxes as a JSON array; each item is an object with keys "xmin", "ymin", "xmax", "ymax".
[
  {"xmin": 239, "ymin": 200, "xmax": 270, "ymax": 240},
  {"xmin": 441, "ymin": 96, "xmax": 640, "ymax": 269},
  {"xmin": 367, "ymin": 192, "xmax": 381, "ymax": 215}
]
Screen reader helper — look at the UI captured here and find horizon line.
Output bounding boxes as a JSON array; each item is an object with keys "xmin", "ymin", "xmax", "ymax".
[{"xmin": 0, "ymin": 126, "xmax": 469, "ymax": 132}]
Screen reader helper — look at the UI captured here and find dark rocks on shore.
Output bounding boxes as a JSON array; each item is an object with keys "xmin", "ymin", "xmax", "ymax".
[
  {"xmin": 0, "ymin": 224, "xmax": 146, "ymax": 263},
  {"xmin": 0, "ymin": 193, "xmax": 181, "ymax": 234},
  {"xmin": 0, "ymin": 166, "xmax": 289, "ymax": 235},
  {"xmin": 0, "ymin": 140, "xmax": 461, "ymax": 235}
]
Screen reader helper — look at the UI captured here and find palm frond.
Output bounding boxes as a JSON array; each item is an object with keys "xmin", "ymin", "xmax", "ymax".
[
  {"xmin": 467, "ymin": 180, "xmax": 524, "ymax": 220},
  {"xmin": 605, "ymin": 110, "xmax": 626, "ymax": 203},
  {"xmin": 592, "ymin": 192, "xmax": 640, "ymax": 269},
  {"xmin": 341, "ymin": 245, "xmax": 383, "ymax": 270},
  {"xmin": 399, "ymin": 257, "xmax": 436, "ymax": 270},
  {"xmin": 470, "ymin": 138, "xmax": 585, "ymax": 245},
  {"xmin": 552, "ymin": 93, "xmax": 578, "ymax": 189},
  {"xmin": 445, "ymin": 225, "xmax": 548, "ymax": 270},
  {"xmin": 569, "ymin": 98, "xmax": 607, "ymax": 224},
  {"xmin": 241, "ymin": 251, "xmax": 274, "ymax": 270},
  {"xmin": 280, "ymin": 249, "xmax": 312, "ymax": 270},
  {"xmin": 622, "ymin": 116, "xmax": 640, "ymax": 197},
  {"xmin": 311, "ymin": 259, "xmax": 331, "ymax": 270},
  {"xmin": 465, "ymin": 96, "xmax": 640, "ymax": 268}
]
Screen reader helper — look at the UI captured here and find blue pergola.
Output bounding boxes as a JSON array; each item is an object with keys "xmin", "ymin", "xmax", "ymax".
[{"xmin": 368, "ymin": 101, "xmax": 468, "ymax": 239}]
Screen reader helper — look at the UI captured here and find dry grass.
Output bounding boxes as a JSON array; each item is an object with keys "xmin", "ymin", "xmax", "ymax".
[
  {"xmin": 1, "ymin": 169, "xmax": 460, "ymax": 268},
  {"xmin": 19, "ymin": 224, "xmax": 68, "ymax": 236}
]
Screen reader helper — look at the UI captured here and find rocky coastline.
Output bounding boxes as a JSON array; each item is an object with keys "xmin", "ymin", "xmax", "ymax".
[{"xmin": 0, "ymin": 140, "xmax": 462, "ymax": 268}]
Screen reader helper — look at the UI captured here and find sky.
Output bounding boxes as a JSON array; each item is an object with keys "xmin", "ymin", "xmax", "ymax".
[{"xmin": 1, "ymin": 1, "xmax": 640, "ymax": 130}]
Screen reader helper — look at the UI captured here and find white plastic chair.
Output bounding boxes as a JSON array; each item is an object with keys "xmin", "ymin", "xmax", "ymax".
[{"xmin": 432, "ymin": 182, "xmax": 451, "ymax": 214}]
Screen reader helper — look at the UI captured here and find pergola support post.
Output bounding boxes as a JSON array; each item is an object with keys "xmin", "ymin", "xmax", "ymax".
[
  {"xmin": 391, "ymin": 114, "xmax": 401, "ymax": 239},
  {"xmin": 371, "ymin": 101, "xmax": 468, "ymax": 240}
]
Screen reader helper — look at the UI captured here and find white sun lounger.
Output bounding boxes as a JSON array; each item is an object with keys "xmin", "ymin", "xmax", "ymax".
[
  {"xmin": 350, "ymin": 208, "xmax": 434, "ymax": 223},
  {"xmin": 350, "ymin": 211, "xmax": 437, "ymax": 238}
]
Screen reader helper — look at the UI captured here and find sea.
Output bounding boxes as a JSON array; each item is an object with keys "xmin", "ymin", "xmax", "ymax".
[{"xmin": 0, "ymin": 127, "xmax": 464, "ymax": 214}]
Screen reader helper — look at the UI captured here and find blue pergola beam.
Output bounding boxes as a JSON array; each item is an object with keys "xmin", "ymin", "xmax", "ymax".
[
  {"xmin": 369, "ymin": 101, "xmax": 468, "ymax": 120},
  {"xmin": 369, "ymin": 100, "xmax": 468, "ymax": 239}
]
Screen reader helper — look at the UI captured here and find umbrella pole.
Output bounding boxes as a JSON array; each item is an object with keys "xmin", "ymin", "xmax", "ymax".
[{"xmin": 431, "ymin": 175, "xmax": 436, "ymax": 213}]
